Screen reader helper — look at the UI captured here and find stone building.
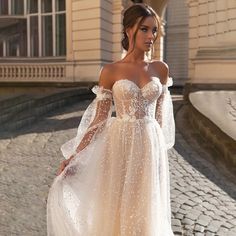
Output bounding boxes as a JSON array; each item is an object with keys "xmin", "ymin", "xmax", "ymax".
[
  {"xmin": 186, "ymin": 0, "xmax": 236, "ymax": 91},
  {"xmin": 0, "ymin": 0, "xmax": 235, "ymax": 91}
]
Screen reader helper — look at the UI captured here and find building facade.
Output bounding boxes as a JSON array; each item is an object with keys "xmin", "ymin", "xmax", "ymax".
[
  {"xmin": 186, "ymin": 0, "xmax": 236, "ymax": 87},
  {"xmin": 0, "ymin": 0, "xmax": 235, "ymax": 89}
]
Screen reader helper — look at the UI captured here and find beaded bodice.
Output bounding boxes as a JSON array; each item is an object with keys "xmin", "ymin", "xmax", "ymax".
[{"xmin": 112, "ymin": 77, "xmax": 163, "ymax": 120}]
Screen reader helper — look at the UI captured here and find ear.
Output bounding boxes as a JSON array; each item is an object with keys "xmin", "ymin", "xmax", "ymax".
[{"xmin": 125, "ymin": 27, "xmax": 132, "ymax": 39}]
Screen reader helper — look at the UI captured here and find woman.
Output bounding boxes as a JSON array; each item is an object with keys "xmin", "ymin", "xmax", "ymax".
[{"xmin": 47, "ymin": 3, "xmax": 175, "ymax": 236}]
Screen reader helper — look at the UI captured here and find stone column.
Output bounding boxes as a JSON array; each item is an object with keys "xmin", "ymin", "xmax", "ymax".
[
  {"xmin": 70, "ymin": 0, "xmax": 113, "ymax": 82},
  {"xmin": 164, "ymin": 0, "xmax": 189, "ymax": 86},
  {"xmin": 112, "ymin": 0, "xmax": 125, "ymax": 61}
]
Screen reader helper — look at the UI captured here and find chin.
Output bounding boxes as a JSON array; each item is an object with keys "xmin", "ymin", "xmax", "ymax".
[
  {"xmin": 144, "ymin": 48, "xmax": 151, "ymax": 52},
  {"xmin": 135, "ymin": 46, "xmax": 151, "ymax": 53}
]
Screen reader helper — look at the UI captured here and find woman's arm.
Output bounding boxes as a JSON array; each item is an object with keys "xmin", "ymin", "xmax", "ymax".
[
  {"xmin": 57, "ymin": 65, "xmax": 114, "ymax": 175},
  {"xmin": 74, "ymin": 93, "xmax": 112, "ymax": 153},
  {"xmin": 73, "ymin": 64, "xmax": 114, "ymax": 154},
  {"xmin": 153, "ymin": 61, "xmax": 169, "ymax": 127},
  {"xmin": 152, "ymin": 61, "xmax": 175, "ymax": 149}
]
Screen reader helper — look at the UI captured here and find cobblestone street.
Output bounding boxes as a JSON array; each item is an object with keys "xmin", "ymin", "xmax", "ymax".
[{"xmin": 0, "ymin": 98, "xmax": 236, "ymax": 236}]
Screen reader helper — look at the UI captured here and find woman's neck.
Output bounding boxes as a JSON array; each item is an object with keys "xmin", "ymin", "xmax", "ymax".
[{"xmin": 123, "ymin": 49, "xmax": 148, "ymax": 63}]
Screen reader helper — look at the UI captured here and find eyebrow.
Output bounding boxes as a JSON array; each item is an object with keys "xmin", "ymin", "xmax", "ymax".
[{"xmin": 140, "ymin": 24, "xmax": 157, "ymax": 29}]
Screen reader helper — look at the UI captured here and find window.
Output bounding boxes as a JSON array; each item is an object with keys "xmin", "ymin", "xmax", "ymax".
[
  {"xmin": 28, "ymin": 0, "xmax": 38, "ymax": 13},
  {"xmin": 0, "ymin": 0, "xmax": 8, "ymax": 15},
  {"xmin": 0, "ymin": 0, "xmax": 66, "ymax": 57},
  {"xmin": 41, "ymin": 0, "xmax": 52, "ymax": 13},
  {"xmin": 42, "ymin": 15, "xmax": 53, "ymax": 56},
  {"xmin": 0, "ymin": 19, "xmax": 27, "ymax": 57},
  {"xmin": 11, "ymin": 0, "xmax": 24, "ymax": 15},
  {"xmin": 7, "ymin": 37, "xmax": 18, "ymax": 56},
  {"xmin": 56, "ymin": 13, "xmax": 66, "ymax": 56},
  {"xmin": 30, "ymin": 16, "xmax": 38, "ymax": 56},
  {"xmin": 0, "ymin": 41, "xmax": 3, "ymax": 56},
  {"xmin": 40, "ymin": 0, "xmax": 66, "ymax": 57},
  {"xmin": 56, "ymin": 0, "xmax": 65, "ymax": 12}
]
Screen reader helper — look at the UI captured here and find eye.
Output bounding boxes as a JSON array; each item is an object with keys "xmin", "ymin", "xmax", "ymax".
[
  {"xmin": 140, "ymin": 27, "xmax": 148, "ymax": 32},
  {"xmin": 152, "ymin": 28, "xmax": 158, "ymax": 34}
]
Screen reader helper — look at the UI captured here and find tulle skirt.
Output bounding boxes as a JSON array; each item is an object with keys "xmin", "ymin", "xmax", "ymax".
[{"xmin": 47, "ymin": 117, "xmax": 174, "ymax": 236}]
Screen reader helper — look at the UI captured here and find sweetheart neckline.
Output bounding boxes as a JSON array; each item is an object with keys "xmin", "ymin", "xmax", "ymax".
[{"xmin": 112, "ymin": 77, "xmax": 161, "ymax": 91}]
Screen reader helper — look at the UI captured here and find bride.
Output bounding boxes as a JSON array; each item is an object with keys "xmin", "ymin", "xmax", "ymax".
[{"xmin": 47, "ymin": 3, "xmax": 175, "ymax": 236}]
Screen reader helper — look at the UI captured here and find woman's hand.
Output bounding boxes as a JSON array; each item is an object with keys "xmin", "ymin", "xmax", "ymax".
[{"xmin": 56, "ymin": 155, "xmax": 75, "ymax": 176}]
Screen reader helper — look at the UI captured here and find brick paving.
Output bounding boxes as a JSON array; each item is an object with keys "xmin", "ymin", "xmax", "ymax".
[{"xmin": 0, "ymin": 97, "xmax": 236, "ymax": 236}]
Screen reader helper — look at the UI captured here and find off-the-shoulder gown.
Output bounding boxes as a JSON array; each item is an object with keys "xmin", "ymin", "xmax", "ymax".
[{"xmin": 47, "ymin": 76, "xmax": 175, "ymax": 236}]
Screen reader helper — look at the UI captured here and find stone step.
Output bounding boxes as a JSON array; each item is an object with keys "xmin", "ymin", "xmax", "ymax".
[
  {"xmin": 0, "ymin": 95, "xmax": 34, "ymax": 124},
  {"xmin": 0, "ymin": 94, "xmax": 30, "ymax": 110},
  {"xmin": 0, "ymin": 87, "xmax": 94, "ymax": 133},
  {"xmin": 187, "ymin": 102, "xmax": 236, "ymax": 172}
]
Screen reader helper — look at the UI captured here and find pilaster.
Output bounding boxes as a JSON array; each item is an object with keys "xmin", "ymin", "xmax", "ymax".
[{"xmin": 70, "ymin": 0, "xmax": 113, "ymax": 81}]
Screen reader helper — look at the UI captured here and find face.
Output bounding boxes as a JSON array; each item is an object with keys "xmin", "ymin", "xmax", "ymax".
[{"xmin": 127, "ymin": 16, "xmax": 158, "ymax": 52}]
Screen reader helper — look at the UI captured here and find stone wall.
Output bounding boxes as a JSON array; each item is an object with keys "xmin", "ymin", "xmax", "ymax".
[{"xmin": 186, "ymin": 0, "xmax": 236, "ymax": 85}]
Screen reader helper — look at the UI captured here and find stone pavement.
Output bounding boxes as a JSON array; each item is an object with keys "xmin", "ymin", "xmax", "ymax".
[{"xmin": 0, "ymin": 96, "xmax": 236, "ymax": 236}]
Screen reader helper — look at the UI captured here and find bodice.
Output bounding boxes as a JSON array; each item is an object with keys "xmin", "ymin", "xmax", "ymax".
[{"xmin": 112, "ymin": 77, "xmax": 163, "ymax": 121}]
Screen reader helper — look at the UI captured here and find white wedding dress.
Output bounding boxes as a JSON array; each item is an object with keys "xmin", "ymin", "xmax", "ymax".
[{"xmin": 47, "ymin": 76, "xmax": 175, "ymax": 236}]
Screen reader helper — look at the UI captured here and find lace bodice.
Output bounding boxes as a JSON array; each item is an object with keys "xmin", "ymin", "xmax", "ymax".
[{"xmin": 112, "ymin": 77, "xmax": 163, "ymax": 121}]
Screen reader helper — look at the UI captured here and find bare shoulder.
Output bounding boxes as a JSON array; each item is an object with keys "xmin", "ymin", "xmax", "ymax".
[
  {"xmin": 98, "ymin": 63, "xmax": 116, "ymax": 90},
  {"xmin": 151, "ymin": 60, "xmax": 169, "ymax": 85}
]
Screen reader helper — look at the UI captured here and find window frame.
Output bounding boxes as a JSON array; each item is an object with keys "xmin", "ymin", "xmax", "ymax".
[{"xmin": 0, "ymin": 0, "xmax": 66, "ymax": 59}]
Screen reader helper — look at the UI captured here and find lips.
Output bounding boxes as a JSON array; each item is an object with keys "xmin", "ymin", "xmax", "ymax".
[
  {"xmin": 145, "ymin": 42, "xmax": 153, "ymax": 46},
  {"xmin": 145, "ymin": 43, "xmax": 152, "ymax": 47}
]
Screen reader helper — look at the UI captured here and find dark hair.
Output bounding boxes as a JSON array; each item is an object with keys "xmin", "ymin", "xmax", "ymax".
[{"xmin": 121, "ymin": 3, "xmax": 161, "ymax": 51}]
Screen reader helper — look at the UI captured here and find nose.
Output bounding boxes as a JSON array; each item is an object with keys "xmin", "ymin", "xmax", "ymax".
[{"xmin": 148, "ymin": 30, "xmax": 155, "ymax": 41}]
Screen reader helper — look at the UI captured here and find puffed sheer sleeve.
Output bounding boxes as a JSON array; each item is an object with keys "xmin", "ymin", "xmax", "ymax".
[
  {"xmin": 155, "ymin": 77, "xmax": 175, "ymax": 149},
  {"xmin": 60, "ymin": 85, "xmax": 113, "ymax": 159}
]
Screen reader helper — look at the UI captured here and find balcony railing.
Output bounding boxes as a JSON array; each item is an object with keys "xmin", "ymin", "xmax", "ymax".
[{"xmin": 0, "ymin": 62, "xmax": 66, "ymax": 81}]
